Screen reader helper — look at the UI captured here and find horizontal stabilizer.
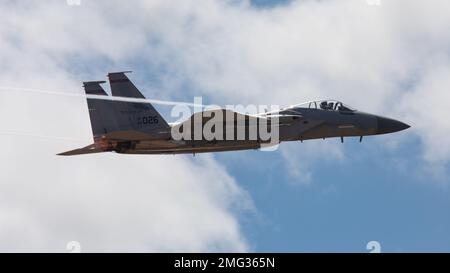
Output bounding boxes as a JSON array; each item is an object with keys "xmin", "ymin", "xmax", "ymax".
[{"xmin": 57, "ymin": 144, "xmax": 104, "ymax": 156}]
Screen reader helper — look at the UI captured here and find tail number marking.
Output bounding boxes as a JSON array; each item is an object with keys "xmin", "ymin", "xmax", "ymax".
[{"xmin": 138, "ymin": 116, "xmax": 159, "ymax": 125}]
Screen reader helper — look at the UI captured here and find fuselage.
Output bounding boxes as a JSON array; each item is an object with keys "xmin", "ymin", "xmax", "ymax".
[{"xmin": 116, "ymin": 100, "xmax": 410, "ymax": 155}]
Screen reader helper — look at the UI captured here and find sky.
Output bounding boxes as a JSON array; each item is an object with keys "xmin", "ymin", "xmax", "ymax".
[{"xmin": 0, "ymin": 0, "xmax": 450, "ymax": 252}]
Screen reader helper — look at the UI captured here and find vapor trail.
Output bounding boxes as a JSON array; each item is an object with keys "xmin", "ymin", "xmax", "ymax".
[{"xmin": 0, "ymin": 87, "xmax": 206, "ymax": 108}]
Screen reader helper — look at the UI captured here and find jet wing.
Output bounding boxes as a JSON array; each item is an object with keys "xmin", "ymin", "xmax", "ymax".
[
  {"xmin": 57, "ymin": 144, "xmax": 104, "ymax": 156},
  {"xmin": 170, "ymin": 109, "xmax": 253, "ymax": 129},
  {"xmin": 185, "ymin": 109, "xmax": 263, "ymax": 124},
  {"xmin": 264, "ymin": 114, "xmax": 304, "ymax": 124},
  {"xmin": 172, "ymin": 108, "xmax": 304, "ymax": 132}
]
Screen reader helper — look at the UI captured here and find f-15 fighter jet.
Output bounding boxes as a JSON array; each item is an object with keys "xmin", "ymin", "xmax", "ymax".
[{"xmin": 58, "ymin": 72, "xmax": 410, "ymax": 156}]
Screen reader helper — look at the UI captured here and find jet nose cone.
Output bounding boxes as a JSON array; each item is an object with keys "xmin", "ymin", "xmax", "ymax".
[{"xmin": 376, "ymin": 117, "xmax": 410, "ymax": 134}]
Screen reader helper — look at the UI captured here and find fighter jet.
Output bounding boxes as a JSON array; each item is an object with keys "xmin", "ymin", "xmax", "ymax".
[{"xmin": 58, "ymin": 71, "xmax": 410, "ymax": 156}]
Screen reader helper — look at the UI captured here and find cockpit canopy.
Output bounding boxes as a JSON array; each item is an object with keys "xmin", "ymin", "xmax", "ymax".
[{"xmin": 295, "ymin": 100, "xmax": 356, "ymax": 112}]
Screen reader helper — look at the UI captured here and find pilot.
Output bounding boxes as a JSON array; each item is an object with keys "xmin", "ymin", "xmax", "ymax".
[{"xmin": 328, "ymin": 102, "xmax": 334, "ymax": 110}]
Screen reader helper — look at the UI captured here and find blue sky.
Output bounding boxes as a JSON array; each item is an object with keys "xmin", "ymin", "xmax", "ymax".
[
  {"xmin": 0, "ymin": 0, "xmax": 449, "ymax": 252},
  {"xmin": 222, "ymin": 138, "xmax": 450, "ymax": 252}
]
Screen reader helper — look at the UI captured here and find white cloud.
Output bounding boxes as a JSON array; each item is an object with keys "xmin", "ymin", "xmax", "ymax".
[
  {"xmin": 120, "ymin": 0, "xmax": 450, "ymax": 171},
  {"xmin": 398, "ymin": 61, "xmax": 450, "ymax": 169},
  {"xmin": 0, "ymin": 90, "xmax": 252, "ymax": 252},
  {"xmin": 3, "ymin": 0, "xmax": 449, "ymax": 165},
  {"xmin": 0, "ymin": 0, "xmax": 254, "ymax": 252},
  {"xmin": 281, "ymin": 141, "xmax": 344, "ymax": 185}
]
